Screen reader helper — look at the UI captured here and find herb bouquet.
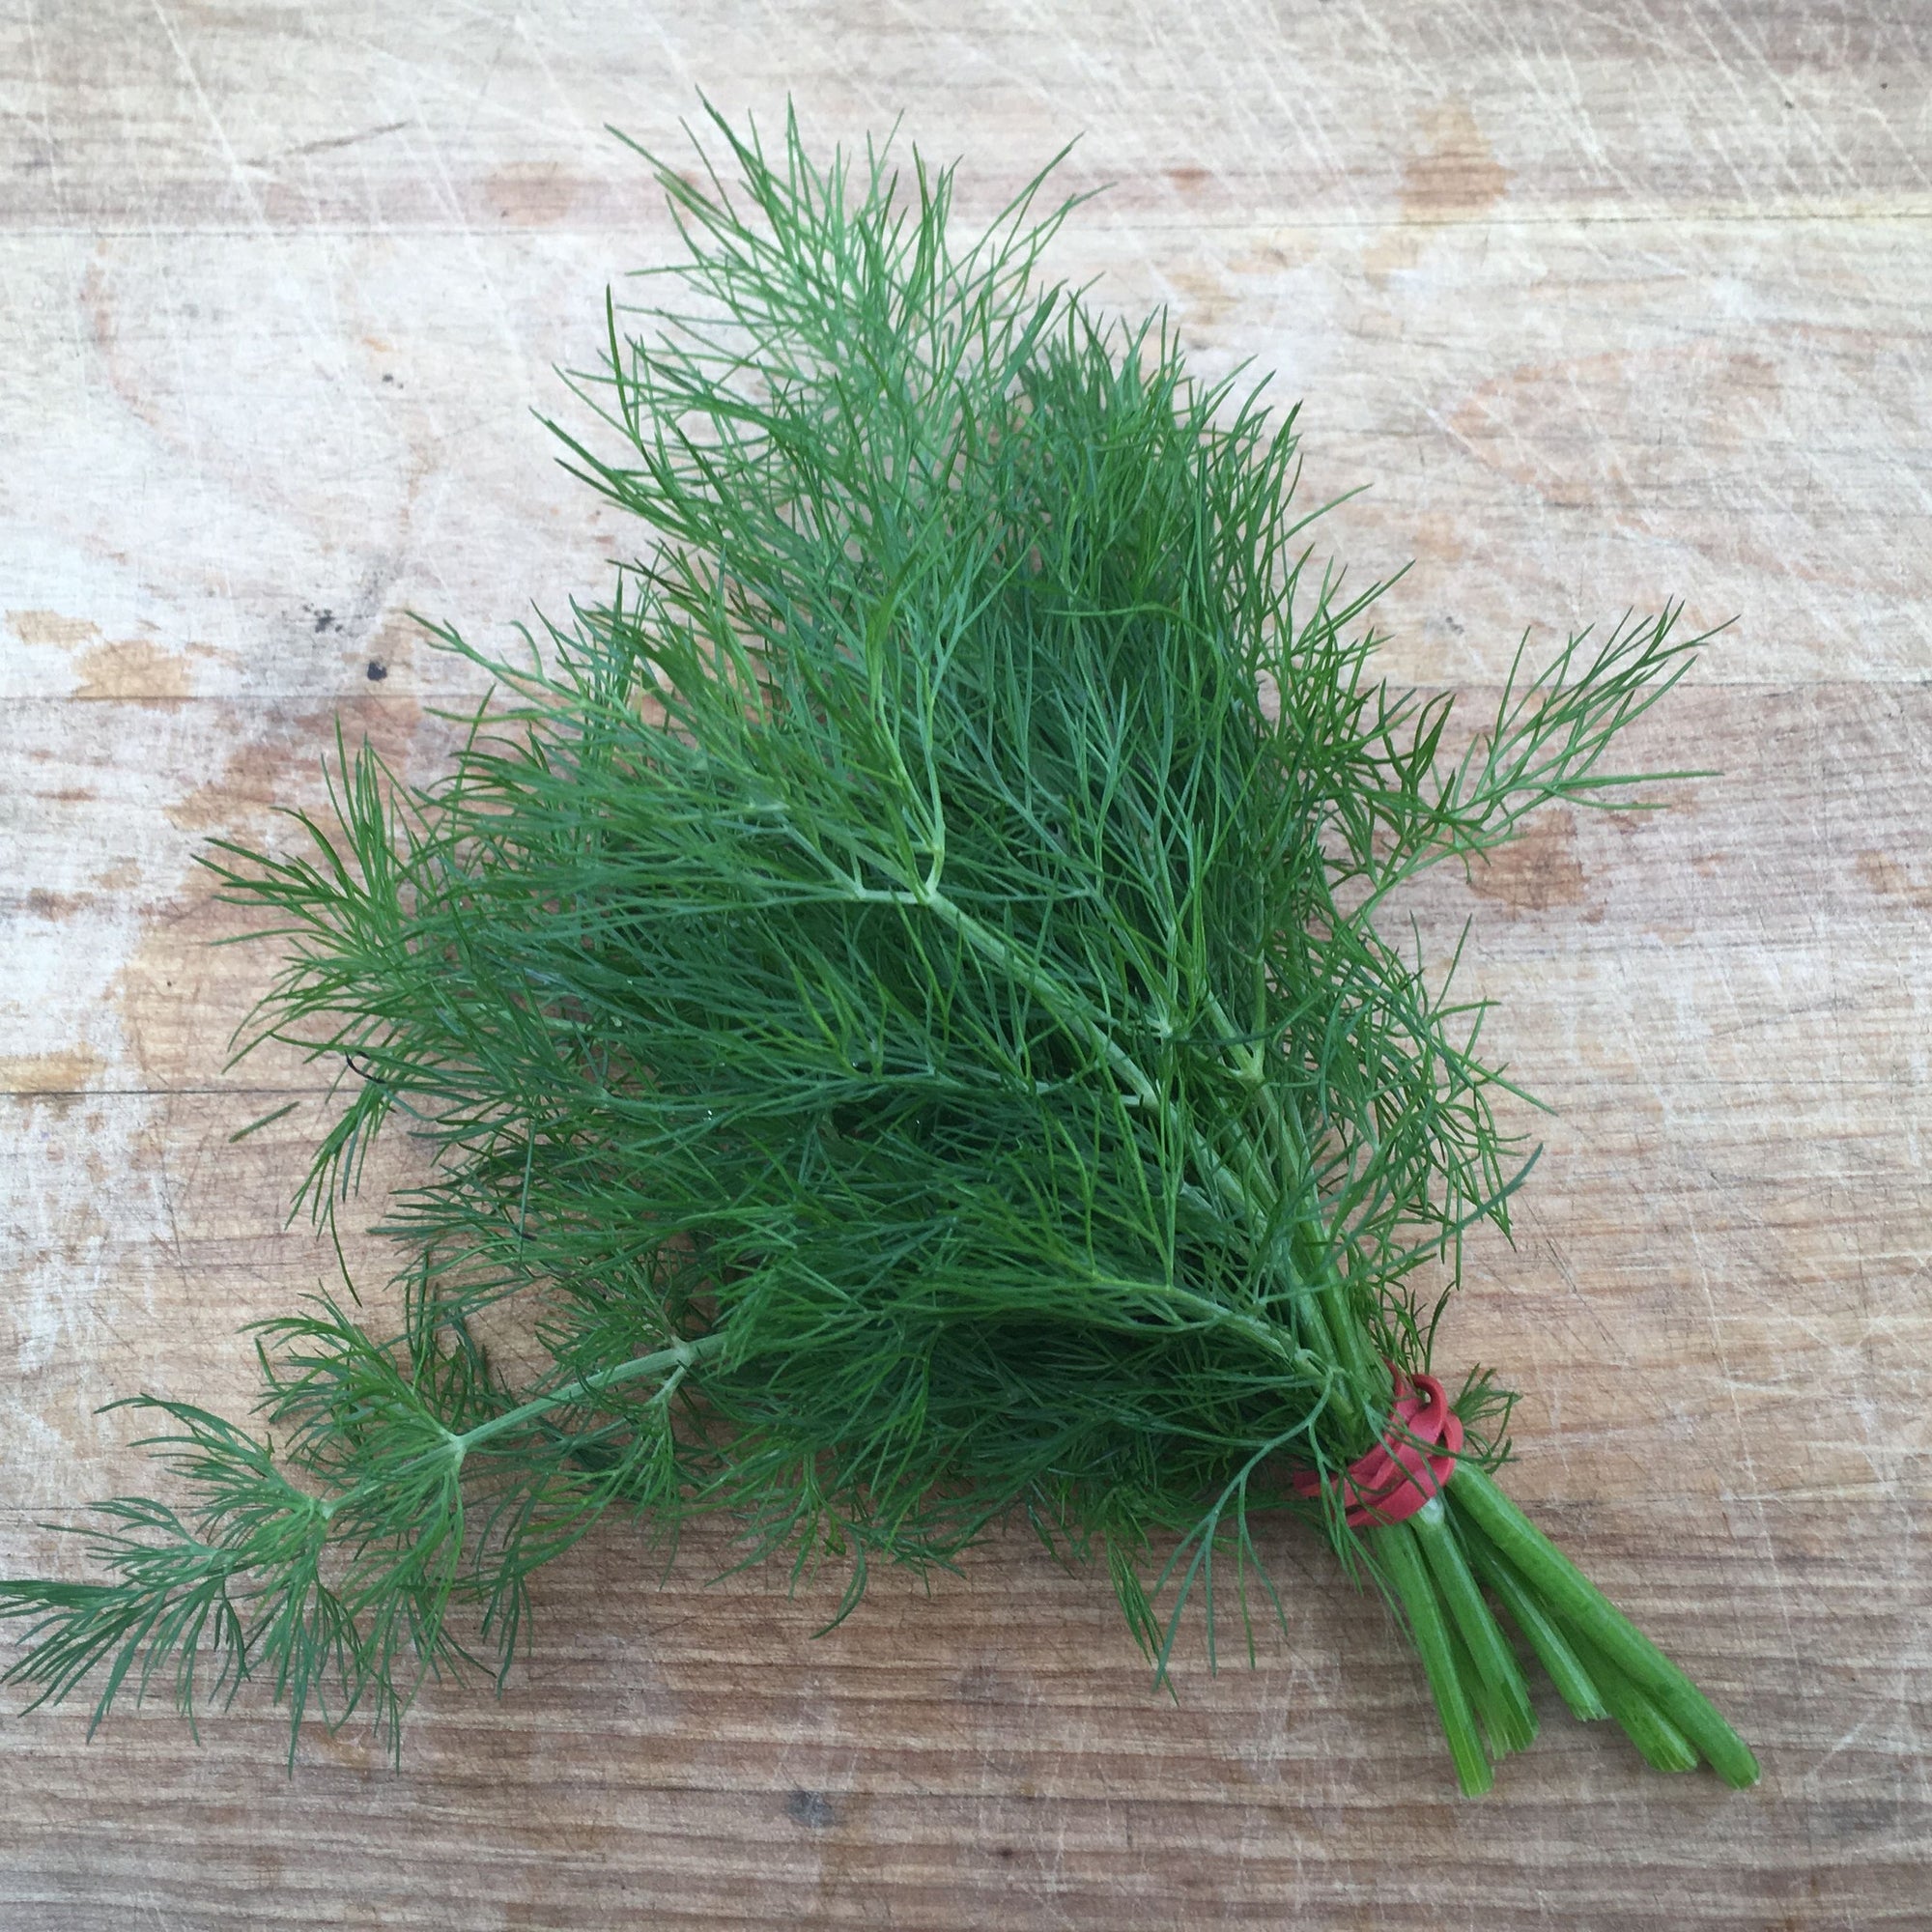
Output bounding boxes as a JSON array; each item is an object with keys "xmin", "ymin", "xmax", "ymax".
[{"xmin": 2, "ymin": 108, "xmax": 1757, "ymax": 1795}]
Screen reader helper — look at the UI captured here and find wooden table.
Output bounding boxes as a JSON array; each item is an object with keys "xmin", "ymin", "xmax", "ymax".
[{"xmin": 4, "ymin": 4, "xmax": 1927, "ymax": 1924}]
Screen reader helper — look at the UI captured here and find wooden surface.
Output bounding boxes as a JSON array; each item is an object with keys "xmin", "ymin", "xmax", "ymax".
[{"xmin": 3, "ymin": 3, "xmax": 1928, "ymax": 1924}]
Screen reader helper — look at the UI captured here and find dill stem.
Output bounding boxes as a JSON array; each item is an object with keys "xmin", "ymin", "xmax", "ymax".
[
  {"xmin": 923, "ymin": 888, "xmax": 1256, "ymax": 1213},
  {"xmin": 1559, "ymin": 1622, "xmax": 1699, "ymax": 1773},
  {"xmin": 921, "ymin": 883, "xmax": 1370, "ymax": 1431},
  {"xmin": 1378, "ymin": 1519, "xmax": 1492, "ymax": 1795},
  {"xmin": 1202, "ymin": 988, "xmax": 1374, "ymax": 1419},
  {"xmin": 1447, "ymin": 1464, "xmax": 1760, "ymax": 1787},
  {"xmin": 1463, "ymin": 1535, "xmax": 1607, "ymax": 1723},
  {"xmin": 456, "ymin": 1331, "xmax": 723, "ymax": 1453},
  {"xmin": 314, "ymin": 1333, "xmax": 724, "ymax": 1525},
  {"xmin": 1408, "ymin": 1495, "xmax": 1535, "ymax": 1750}
]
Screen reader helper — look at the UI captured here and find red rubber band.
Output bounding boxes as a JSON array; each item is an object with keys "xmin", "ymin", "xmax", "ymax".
[{"xmin": 1293, "ymin": 1368, "xmax": 1464, "ymax": 1528}]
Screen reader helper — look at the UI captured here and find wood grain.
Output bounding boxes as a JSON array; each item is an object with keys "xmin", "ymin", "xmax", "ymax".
[{"xmin": 3, "ymin": 3, "xmax": 1927, "ymax": 1926}]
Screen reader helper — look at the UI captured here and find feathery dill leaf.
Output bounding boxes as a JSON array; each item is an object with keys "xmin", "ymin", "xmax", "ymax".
[{"xmin": 2, "ymin": 101, "xmax": 1755, "ymax": 1793}]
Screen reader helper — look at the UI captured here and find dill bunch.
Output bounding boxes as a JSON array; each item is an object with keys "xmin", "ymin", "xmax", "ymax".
[{"xmin": 2, "ymin": 105, "xmax": 1757, "ymax": 1794}]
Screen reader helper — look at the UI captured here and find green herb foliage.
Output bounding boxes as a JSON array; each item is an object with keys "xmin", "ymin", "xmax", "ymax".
[{"xmin": 1, "ymin": 104, "xmax": 1756, "ymax": 1792}]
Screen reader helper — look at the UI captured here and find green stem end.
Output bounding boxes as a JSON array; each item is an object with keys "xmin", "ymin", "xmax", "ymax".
[{"xmin": 1347, "ymin": 1444, "xmax": 1755, "ymax": 1794}]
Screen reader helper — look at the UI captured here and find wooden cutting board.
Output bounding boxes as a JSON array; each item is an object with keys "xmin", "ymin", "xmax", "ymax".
[{"xmin": 3, "ymin": 4, "xmax": 1926, "ymax": 1925}]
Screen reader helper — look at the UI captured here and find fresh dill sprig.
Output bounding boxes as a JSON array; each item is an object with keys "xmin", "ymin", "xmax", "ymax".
[{"xmin": 1, "ymin": 101, "xmax": 1755, "ymax": 1794}]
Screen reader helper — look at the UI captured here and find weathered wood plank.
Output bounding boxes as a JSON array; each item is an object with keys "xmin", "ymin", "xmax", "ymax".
[
  {"xmin": 3, "ymin": 1, "xmax": 1928, "ymax": 1925},
  {"xmin": 3, "ymin": 1, "xmax": 1927, "ymax": 232},
  {"xmin": 3, "ymin": 672, "xmax": 1924, "ymax": 1921},
  {"xmin": 5, "ymin": 212, "xmax": 1927, "ymax": 702}
]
